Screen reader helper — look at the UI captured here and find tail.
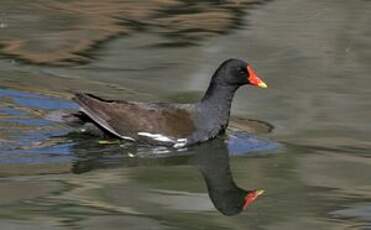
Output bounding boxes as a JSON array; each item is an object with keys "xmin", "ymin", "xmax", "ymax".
[
  {"xmin": 73, "ymin": 92, "xmax": 115, "ymax": 107},
  {"xmin": 44, "ymin": 110, "xmax": 87, "ymax": 126},
  {"xmin": 72, "ymin": 93, "xmax": 124, "ymax": 139},
  {"xmin": 73, "ymin": 93, "xmax": 94, "ymax": 107}
]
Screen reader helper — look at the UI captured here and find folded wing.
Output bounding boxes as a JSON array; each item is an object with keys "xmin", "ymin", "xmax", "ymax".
[{"xmin": 73, "ymin": 93, "xmax": 195, "ymax": 142}]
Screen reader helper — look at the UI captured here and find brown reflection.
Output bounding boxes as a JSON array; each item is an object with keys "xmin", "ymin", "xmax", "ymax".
[{"xmin": 0, "ymin": 0, "xmax": 266, "ymax": 65}]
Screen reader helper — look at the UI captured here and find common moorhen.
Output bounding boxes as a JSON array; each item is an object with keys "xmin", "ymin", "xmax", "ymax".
[{"xmin": 70, "ymin": 59, "xmax": 267, "ymax": 148}]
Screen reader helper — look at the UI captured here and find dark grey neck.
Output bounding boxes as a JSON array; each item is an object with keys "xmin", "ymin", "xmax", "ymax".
[{"xmin": 199, "ymin": 82, "xmax": 239, "ymax": 126}]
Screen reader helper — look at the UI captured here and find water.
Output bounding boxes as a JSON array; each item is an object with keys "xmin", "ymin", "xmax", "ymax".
[{"xmin": 0, "ymin": 0, "xmax": 371, "ymax": 229}]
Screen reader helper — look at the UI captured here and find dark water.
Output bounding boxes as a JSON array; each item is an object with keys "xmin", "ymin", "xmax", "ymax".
[{"xmin": 1, "ymin": 0, "xmax": 371, "ymax": 229}]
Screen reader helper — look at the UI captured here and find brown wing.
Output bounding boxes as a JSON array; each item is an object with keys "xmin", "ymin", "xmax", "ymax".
[{"xmin": 73, "ymin": 93, "xmax": 195, "ymax": 139}]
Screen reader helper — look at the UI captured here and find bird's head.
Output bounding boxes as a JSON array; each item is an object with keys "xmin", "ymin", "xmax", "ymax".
[{"xmin": 216, "ymin": 58, "xmax": 268, "ymax": 88}]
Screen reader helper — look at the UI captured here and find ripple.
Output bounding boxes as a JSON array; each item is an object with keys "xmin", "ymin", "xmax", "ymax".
[{"xmin": 0, "ymin": 0, "xmax": 267, "ymax": 65}]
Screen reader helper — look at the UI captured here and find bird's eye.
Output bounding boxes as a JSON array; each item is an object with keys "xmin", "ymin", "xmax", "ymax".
[{"xmin": 239, "ymin": 68, "xmax": 246, "ymax": 74}]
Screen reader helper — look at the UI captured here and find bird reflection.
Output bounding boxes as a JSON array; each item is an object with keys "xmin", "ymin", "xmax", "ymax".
[
  {"xmin": 68, "ymin": 135, "xmax": 263, "ymax": 216},
  {"xmin": 191, "ymin": 139, "xmax": 263, "ymax": 215}
]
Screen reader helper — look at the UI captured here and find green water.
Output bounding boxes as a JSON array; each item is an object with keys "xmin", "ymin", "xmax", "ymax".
[{"xmin": 0, "ymin": 0, "xmax": 371, "ymax": 229}]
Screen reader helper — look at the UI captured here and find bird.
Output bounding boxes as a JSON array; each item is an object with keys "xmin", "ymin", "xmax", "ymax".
[{"xmin": 67, "ymin": 58, "xmax": 268, "ymax": 148}]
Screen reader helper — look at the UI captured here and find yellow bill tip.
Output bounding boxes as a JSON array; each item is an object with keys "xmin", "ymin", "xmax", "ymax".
[
  {"xmin": 256, "ymin": 189, "xmax": 265, "ymax": 196},
  {"xmin": 258, "ymin": 82, "xmax": 268, "ymax": 88}
]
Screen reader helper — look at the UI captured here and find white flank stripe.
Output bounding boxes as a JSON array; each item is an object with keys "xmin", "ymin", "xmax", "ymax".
[{"xmin": 137, "ymin": 132, "xmax": 175, "ymax": 142}]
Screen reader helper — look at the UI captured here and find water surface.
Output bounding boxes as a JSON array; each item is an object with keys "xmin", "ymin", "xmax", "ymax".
[{"xmin": 0, "ymin": 0, "xmax": 371, "ymax": 229}]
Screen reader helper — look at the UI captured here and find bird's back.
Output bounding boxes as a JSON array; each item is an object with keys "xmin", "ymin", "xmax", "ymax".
[{"xmin": 74, "ymin": 93, "xmax": 196, "ymax": 144}]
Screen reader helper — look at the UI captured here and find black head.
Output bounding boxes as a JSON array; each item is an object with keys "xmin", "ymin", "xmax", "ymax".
[{"xmin": 213, "ymin": 58, "xmax": 268, "ymax": 88}]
